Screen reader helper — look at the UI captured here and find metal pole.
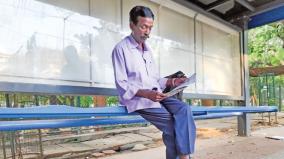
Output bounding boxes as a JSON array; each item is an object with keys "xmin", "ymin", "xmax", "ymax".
[
  {"xmin": 273, "ymin": 76, "xmax": 276, "ymax": 102},
  {"xmin": 5, "ymin": 94, "xmax": 10, "ymax": 108},
  {"xmin": 265, "ymin": 74, "xmax": 269, "ymax": 105},
  {"xmin": 76, "ymin": 96, "xmax": 80, "ymax": 107},
  {"xmin": 38, "ymin": 129, "xmax": 44, "ymax": 159},
  {"xmin": 5, "ymin": 94, "xmax": 16, "ymax": 159},
  {"xmin": 258, "ymin": 77, "xmax": 261, "ymax": 105},
  {"xmin": 33, "ymin": 95, "xmax": 44, "ymax": 158},
  {"xmin": 279, "ymin": 86, "xmax": 282, "ymax": 111},
  {"xmin": 15, "ymin": 132, "xmax": 23, "ymax": 159},
  {"xmin": 1, "ymin": 132, "xmax": 7, "ymax": 159},
  {"xmin": 9, "ymin": 132, "xmax": 16, "ymax": 159},
  {"xmin": 35, "ymin": 95, "xmax": 39, "ymax": 106},
  {"xmin": 268, "ymin": 112, "xmax": 271, "ymax": 125}
]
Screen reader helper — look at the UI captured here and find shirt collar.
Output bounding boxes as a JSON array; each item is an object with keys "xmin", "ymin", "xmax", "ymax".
[{"xmin": 128, "ymin": 34, "xmax": 150, "ymax": 52}]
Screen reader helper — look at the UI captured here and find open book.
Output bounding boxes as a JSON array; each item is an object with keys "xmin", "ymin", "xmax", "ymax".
[{"xmin": 164, "ymin": 73, "xmax": 196, "ymax": 97}]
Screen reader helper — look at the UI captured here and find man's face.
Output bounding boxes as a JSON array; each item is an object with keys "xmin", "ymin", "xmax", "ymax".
[{"xmin": 130, "ymin": 16, "xmax": 153, "ymax": 44}]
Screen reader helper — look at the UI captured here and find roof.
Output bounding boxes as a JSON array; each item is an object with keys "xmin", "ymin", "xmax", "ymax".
[{"xmin": 173, "ymin": 0, "xmax": 284, "ymax": 30}]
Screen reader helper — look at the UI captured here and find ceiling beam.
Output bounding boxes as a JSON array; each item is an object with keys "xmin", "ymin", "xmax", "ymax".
[
  {"xmin": 172, "ymin": 0, "xmax": 241, "ymax": 31},
  {"xmin": 228, "ymin": 0, "xmax": 284, "ymax": 26},
  {"xmin": 235, "ymin": 0, "xmax": 255, "ymax": 11},
  {"xmin": 206, "ymin": 0, "xmax": 231, "ymax": 12}
]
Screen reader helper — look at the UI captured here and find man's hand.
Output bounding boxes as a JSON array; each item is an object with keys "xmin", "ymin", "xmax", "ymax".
[
  {"xmin": 146, "ymin": 90, "xmax": 167, "ymax": 102},
  {"xmin": 172, "ymin": 77, "xmax": 187, "ymax": 87},
  {"xmin": 136, "ymin": 89, "xmax": 167, "ymax": 102}
]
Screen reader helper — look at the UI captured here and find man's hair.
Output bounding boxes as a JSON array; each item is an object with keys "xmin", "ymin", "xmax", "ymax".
[{"xmin": 129, "ymin": 6, "xmax": 154, "ymax": 25}]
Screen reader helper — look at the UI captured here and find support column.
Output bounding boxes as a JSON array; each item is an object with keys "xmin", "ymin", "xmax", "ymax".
[{"xmin": 238, "ymin": 20, "xmax": 251, "ymax": 136}]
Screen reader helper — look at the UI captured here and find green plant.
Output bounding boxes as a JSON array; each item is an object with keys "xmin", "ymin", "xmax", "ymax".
[{"xmin": 106, "ymin": 96, "xmax": 119, "ymax": 106}]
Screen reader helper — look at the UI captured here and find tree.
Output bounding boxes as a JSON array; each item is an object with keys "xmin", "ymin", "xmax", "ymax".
[
  {"xmin": 248, "ymin": 21, "xmax": 284, "ymax": 106},
  {"xmin": 248, "ymin": 21, "xmax": 284, "ymax": 68}
]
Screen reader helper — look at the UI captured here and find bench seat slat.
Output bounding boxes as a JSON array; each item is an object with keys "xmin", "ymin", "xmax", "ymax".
[
  {"xmin": 0, "ymin": 113, "xmax": 244, "ymax": 131},
  {"xmin": 0, "ymin": 106, "xmax": 277, "ymax": 119},
  {"xmin": 0, "ymin": 105, "xmax": 208, "ymax": 119},
  {"xmin": 194, "ymin": 112, "xmax": 243, "ymax": 120},
  {"xmin": 193, "ymin": 106, "xmax": 278, "ymax": 113},
  {"xmin": 0, "ymin": 116, "xmax": 146, "ymax": 131},
  {"xmin": 0, "ymin": 105, "xmax": 278, "ymax": 131}
]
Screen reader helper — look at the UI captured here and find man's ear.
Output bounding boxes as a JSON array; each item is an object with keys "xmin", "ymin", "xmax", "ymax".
[{"xmin": 130, "ymin": 22, "xmax": 134, "ymax": 30}]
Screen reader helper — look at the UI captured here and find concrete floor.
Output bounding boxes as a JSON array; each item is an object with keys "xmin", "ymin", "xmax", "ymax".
[{"xmin": 101, "ymin": 113, "xmax": 284, "ymax": 159}]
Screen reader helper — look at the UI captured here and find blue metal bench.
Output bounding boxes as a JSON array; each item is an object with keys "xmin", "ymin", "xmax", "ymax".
[{"xmin": 0, "ymin": 105, "xmax": 278, "ymax": 131}]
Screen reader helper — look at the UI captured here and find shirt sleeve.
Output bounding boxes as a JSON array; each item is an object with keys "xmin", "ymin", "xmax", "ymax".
[
  {"xmin": 112, "ymin": 46, "xmax": 140, "ymax": 100},
  {"xmin": 158, "ymin": 77, "xmax": 168, "ymax": 90}
]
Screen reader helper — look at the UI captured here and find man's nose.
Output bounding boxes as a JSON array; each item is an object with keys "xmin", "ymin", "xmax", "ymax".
[{"xmin": 145, "ymin": 28, "xmax": 151, "ymax": 34}]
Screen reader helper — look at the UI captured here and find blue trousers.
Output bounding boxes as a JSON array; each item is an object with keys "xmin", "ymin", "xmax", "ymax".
[{"xmin": 136, "ymin": 97, "xmax": 196, "ymax": 159}]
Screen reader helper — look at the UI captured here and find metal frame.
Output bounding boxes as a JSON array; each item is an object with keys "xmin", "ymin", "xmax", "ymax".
[
  {"xmin": 183, "ymin": 93, "xmax": 244, "ymax": 100},
  {"xmin": 248, "ymin": 5, "xmax": 284, "ymax": 29},
  {"xmin": 0, "ymin": 81, "xmax": 117, "ymax": 96},
  {"xmin": 0, "ymin": 81, "xmax": 245, "ymax": 100}
]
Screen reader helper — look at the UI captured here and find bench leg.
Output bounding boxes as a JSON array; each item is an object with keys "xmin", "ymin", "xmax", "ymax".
[
  {"xmin": 237, "ymin": 113, "xmax": 251, "ymax": 136},
  {"xmin": 268, "ymin": 112, "xmax": 271, "ymax": 125},
  {"xmin": 275, "ymin": 112, "xmax": 278, "ymax": 123}
]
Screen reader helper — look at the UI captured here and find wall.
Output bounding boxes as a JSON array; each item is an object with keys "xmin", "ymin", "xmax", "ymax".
[{"xmin": 0, "ymin": 0, "xmax": 242, "ymax": 97}]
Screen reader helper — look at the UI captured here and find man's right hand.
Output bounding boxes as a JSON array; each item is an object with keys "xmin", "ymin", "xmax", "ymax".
[
  {"xmin": 146, "ymin": 90, "xmax": 167, "ymax": 102},
  {"xmin": 136, "ymin": 89, "xmax": 167, "ymax": 102}
]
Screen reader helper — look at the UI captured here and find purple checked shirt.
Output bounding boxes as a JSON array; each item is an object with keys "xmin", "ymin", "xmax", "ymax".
[{"xmin": 112, "ymin": 35, "xmax": 167, "ymax": 113}]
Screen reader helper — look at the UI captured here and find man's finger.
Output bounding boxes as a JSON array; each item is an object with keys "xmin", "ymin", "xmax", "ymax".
[
  {"xmin": 180, "ymin": 77, "xmax": 187, "ymax": 82},
  {"xmin": 157, "ymin": 92, "xmax": 167, "ymax": 96},
  {"xmin": 156, "ymin": 96, "xmax": 165, "ymax": 101}
]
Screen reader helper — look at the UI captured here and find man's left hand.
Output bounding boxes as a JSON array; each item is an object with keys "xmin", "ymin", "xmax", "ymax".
[{"xmin": 172, "ymin": 77, "xmax": 187, "ymax": 87}]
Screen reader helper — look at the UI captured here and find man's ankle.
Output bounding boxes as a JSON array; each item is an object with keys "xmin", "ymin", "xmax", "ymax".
[{"xmin": 180, "ymin": 155, "xmax": 189, "ymax": 159}]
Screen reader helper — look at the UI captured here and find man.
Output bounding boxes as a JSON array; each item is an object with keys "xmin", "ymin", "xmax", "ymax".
[{"xmin": 112, "ymin": 6, "xmax": 196, "ymax": 159}]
